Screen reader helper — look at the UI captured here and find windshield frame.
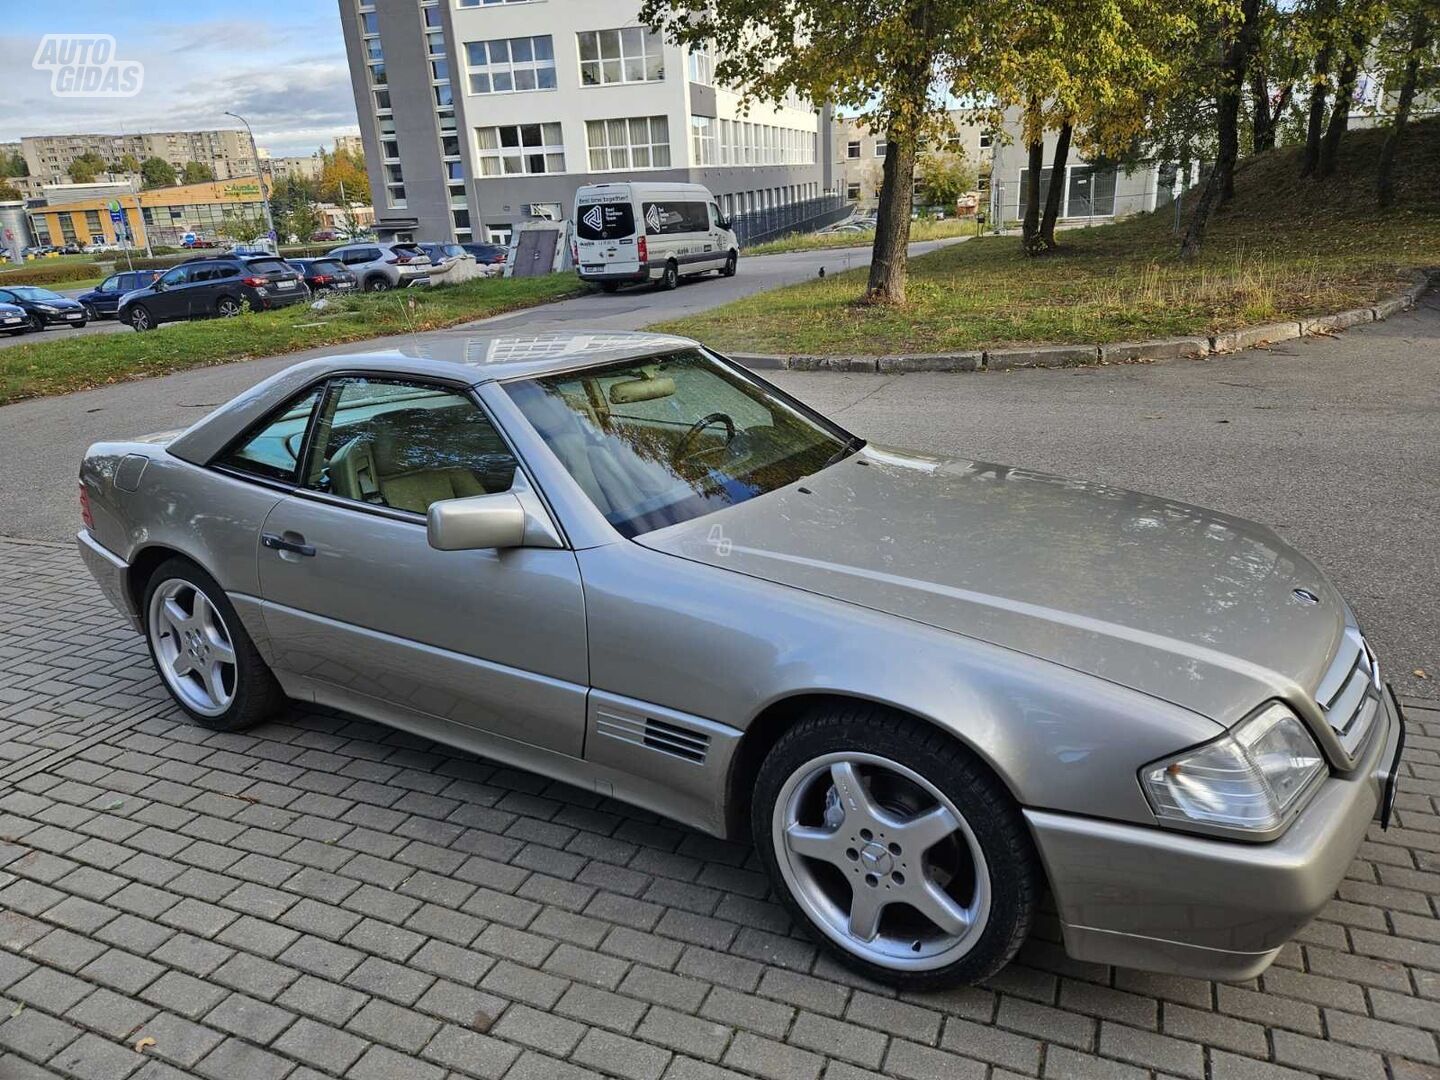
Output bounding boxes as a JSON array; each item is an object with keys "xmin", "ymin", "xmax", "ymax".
[{"xmin": 499, "ymin": 347, "xmax": 862, "ymax": 540}]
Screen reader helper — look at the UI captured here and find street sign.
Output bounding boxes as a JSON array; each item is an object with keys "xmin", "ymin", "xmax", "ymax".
[
  {"xmin": 107, "ymin": 199, "xmax": 122, "ymax": 213},
  {"xmin": 109, "ymin": 209, "xmax": 124, "ymax": 224}
]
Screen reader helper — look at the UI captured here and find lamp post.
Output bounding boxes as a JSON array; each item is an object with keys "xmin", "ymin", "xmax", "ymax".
[{"xmin": 224, "ymin": 111, "xmax": 276, "ymax": 248}]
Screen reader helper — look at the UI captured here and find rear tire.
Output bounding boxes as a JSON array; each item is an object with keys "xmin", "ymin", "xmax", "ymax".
[
  {"xmin": 600, "ymin": 281, "xmax": 621, "ymax": 294},
  {"xmin": 216, "ymin": 296, "xmax": 242, "ymax": 317},
  {"xmin": 659, "ymin": 261, "xmax": 679, "ymax": 290},
  {"xmin": 142, "ymin": 557, "xmax": 282, "ymax": 731},
  {"xmin": 364, "ymin": 276, "xmax": 391, "ymax": 292},
  {"xmin": 753, "ymin": 703, "xmax": 1039, "ymax": 989}
]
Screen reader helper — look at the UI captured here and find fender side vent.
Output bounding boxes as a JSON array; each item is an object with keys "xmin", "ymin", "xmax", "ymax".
[{"xmin": 596, "ymin": 711, "xmax": 710, "ymax": 765}]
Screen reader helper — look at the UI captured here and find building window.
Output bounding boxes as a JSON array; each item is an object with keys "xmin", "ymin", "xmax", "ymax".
[
  {"xmin": 846, "ymin": 139, "xmax": 860, "ymax": 159},
  {"xmin": 368, "ymin": 60, "xmax": 387, "ymax": 86},
  {"xmin": 476, "ymin": 123, "xmax": 565, "ymax": 175},
  {"xmin": 435, "ymin": 84, "xmax": 454, "ymax": 107},
  {"xmin": 426, "ymin": 29, "xmax": 445, "ymax": 57},
  {"xmin": 465, "ymin": 36, "xmax": 556, "ymax": 94},
  {"xmin": 875, "ymin": 141, "xmax": 887, "ymax": 158},
  {"xmin": 360, "ymin": 12, "xmax": 378, "ymax": 35},
  {"xmin": 1067, "ymin": 166, "xmax": 1116, "ymax": 217},
  {"xmin": 374, "ymin": 89, "xmax": 392, "ymax": 113},
  {"xmin": 847, "ymin": 182, "xmax": 861, "ymax": 199},
  {"xmin": 690, "ymin": 116, "xmax": 716, "ymax": 166},
  {"xmin": 461, "ymin": 0, "xmax": 534, "ymax": 5},
  {"xmin": 486, "ymin": 223, "xmax": 513, "ymax": 244},
  {"xmin": 577, "ymin": 28, "xmax": 665, "ymax": 85},
  {"xmin": 688, "ymin": 42, "xmax": 712, "ymax": 85},
  {"xmin": 431, "ymin": 59, "xmax": 449, "ymax": 82},
  {"xmin": 585, "ymin": 116, "xmax": 670, "ymax": 171},
  {"xmin": 979, "ymin": 132, "xmax": 993, "ymax": 149}
]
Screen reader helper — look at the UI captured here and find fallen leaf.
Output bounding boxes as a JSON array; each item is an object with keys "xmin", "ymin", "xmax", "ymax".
[
  {"xmin": 1414, "ymin": 669, "xmax": 1429, "ymax": 679},
  {"xmin": 134, "ymin": 1037, "xmax": 156, "ymax": 1053},
  {"xmin": 473, "ymin": 1008, "xmax": 496, "ymax": 1033},
  {"xmin": 9, "ymin": 1002, "xmax": 23, "ymax": 1018}
]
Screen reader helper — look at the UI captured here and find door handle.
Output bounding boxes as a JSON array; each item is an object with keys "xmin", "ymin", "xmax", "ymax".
[{"xmin": 262, "ymin": 533, "xmax": 316, "ymax": 557}]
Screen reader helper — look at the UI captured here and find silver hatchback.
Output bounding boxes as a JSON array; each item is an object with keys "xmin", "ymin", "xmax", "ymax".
[{"xmin": 77, "ymin": 332, "xmax": 1405, "ymax": 988}]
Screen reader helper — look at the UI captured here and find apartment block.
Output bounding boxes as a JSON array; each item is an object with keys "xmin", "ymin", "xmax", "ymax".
[
  {"xmin": 339, "ymin": 0, "xmax": 832, "ymax": 243},
  {"xmin": 834, "ymin": 112, "xmax": 993, "ymax": 208},
  {"xmin": 19, "ymin": 129, "xmax": 258, "ymax": 184}
]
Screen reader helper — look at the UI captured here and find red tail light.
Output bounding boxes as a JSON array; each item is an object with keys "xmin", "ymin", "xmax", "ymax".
[
  {"xmin": 388, "ymin": 255, "xmax": 411, "ymax": 264},
  {"xmin": 313, "ymin": 274, "xmax": 331, "ymax": 284},
  {"xmin": 78, "ymin": 482, "xmax": 94, "ymax": 530},
  {"xmin": 637, "ymin": 235, "xmax": 648, "ymax": 263},
  {"xmin": 571, "ymin": 240, "xmax": 579, "ymax": 263},
  {"xmin": 242, "ymin": 276, "xmax": 268, "ymax": 287}
]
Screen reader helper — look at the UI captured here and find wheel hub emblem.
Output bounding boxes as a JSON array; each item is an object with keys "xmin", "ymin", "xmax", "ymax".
[
  {"xmin": 1292, "ymin": 587, "xmax": 1320, "ymax": 605},
  {"xmin": 858, "ymin": 842, "xmax": 892, "ymax": 876}
]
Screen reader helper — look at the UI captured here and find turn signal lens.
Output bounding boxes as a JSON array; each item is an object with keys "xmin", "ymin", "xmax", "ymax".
[
  {"xmin": 78, "ymin": 482, "xmax": 94, "ymax": 529},
  {"xmin": 1141, "ymin": 703, "xmax": 1326, "ymax": 832}
]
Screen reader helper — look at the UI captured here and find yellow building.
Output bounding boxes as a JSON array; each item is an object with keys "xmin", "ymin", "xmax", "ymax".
[{"xmin": 30, "ymin": 177, "xmax": 268, "ymax": 249}]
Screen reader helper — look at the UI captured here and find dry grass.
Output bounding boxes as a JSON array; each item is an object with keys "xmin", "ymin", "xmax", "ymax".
[
  {"xmin": 655, "ymin": 118, "xmax": 1440, "ymax": 354},
  {"xmin": 744, "ymin": 216, "xmax": 978, "ymax": 255}
]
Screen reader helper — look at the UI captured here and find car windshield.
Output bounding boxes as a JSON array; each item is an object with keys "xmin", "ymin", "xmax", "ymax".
[
  {"xmin": 506, "ymin": 349, "xmax": 855, "ymax": 538},
  {"xmin": 310, "ymin": 260, "xmax": 345, "ymax": 273},
  {"xmin": 245, "ymin": 258, "xmax": 291, "ymax": 275},
  {"xmin": 9, "ymin": 287, "xmax": 63, "ymax": 301}
]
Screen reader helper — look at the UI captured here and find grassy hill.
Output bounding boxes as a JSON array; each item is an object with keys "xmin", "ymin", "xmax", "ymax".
[{"xmin": 654, "ymin": 118, "xmax": 1440, "ymax": 354}]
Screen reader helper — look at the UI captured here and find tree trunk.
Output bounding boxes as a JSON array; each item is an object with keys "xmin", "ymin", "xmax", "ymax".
[
  {"xmin": 1251, "ymin": 59, "xmax": 1295, "ymax": 152},
  {"xmin": 1039, "ymin": 122, "xmax": 1072, "ymax": 250},
  {"xmin": 1377, "ymin": 14, "xmax": 1429, "ymax": 209},
  {"xmin": 1301, "ymin": 37, "xmax": 1334, "ymax": 176},
  {"xmin": 1020, "ymin": 136, "xmax": 1045, "ymax": 255},
  {"xmin": 1182, "ymin": 0, "xmax": 1261, "ymax": 256},
  {"xmin": 864, "ymin": 123, "xmax": 917, "ymax": 304},
  {"xmin": 1317, "ymin": 31, "xmax": 1364, "ymax": 178}
]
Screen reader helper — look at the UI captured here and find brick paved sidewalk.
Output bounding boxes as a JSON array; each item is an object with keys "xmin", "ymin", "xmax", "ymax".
[{"xmin": 1, "ymin": 536, "xmax": 1437, "ymax": 1080}]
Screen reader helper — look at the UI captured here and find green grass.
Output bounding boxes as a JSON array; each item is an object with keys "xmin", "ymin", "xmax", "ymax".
[
  {"xmin": 744, "ymin": 217, "xmax": 978, "ymax": 256},
  {"xmin": 0, "ymin": 275, "xmax": 582, "ymax": 406},
  {"xmin": 656, "ymin": 119, "xmax": 1440, "ymax": 355}
]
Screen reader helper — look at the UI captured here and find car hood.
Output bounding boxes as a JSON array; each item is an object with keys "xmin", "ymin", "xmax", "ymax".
[{"xmin": 637, "ymin": 445, "xmax": 1346, "ymax": 724}]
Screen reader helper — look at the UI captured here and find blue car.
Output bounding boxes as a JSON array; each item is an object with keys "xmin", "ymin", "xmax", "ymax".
[{"xmin": 77, "ymin": 269, "xmax": 164, "ymax": 319}]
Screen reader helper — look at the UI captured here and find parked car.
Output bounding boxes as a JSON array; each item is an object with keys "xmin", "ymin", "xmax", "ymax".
[
  {"xmin": 309, "ymin": 229, "xmax": 341, "ymax": 243},
  {"xmin": 286, "ymin": 257, "xmax": 357, "ymax": 296},
  {"xmin": 76, "ymin": 331, "xmax": 1404, "ymax": 990},
  {"xmin": 574, "ymin": 181, "xmax": 737, "ymax": 292},
  {"xmin": 0, "ymin": 285, "xmax": 88, "ymax": 329},
  {"xmin": 0, "ymin": 301, "xmax": 29, "ymax": 334},
  {"xmin": 416, "ymin": 242, "xmax": 473, "ymax": 273},
  {"xmin": 461, "ymin": 243, "xmax": 509, "ymax": 268},
  {"xmin": 326, "ymin": 242, "xmax": 432, "ymax": 291},
  {"xmin": 76, "ymin": 270, "xmax": 165, "ymax": 319},
  {"xmin": 180, "ymin": 237, "xmax": 220, "ymax": 249},
  {"xmin": 117, "ymin": 254, "xmax": 310, "ymax": 331}
]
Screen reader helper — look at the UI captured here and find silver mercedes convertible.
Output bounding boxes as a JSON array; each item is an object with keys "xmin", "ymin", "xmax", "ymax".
[{"xmin": 77, "ymin": 331, "xmax": 1405, "ymax": 988}]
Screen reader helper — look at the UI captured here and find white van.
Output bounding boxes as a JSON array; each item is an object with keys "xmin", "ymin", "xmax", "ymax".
[{"xmin": 573, "ymin": 182, "xmax": 738, "ymax": 292}]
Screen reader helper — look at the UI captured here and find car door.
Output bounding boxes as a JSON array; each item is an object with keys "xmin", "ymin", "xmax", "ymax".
[
  {"xmin": 151, "ymin": 265, "xmax": 192, "ymax": 321},
  {"xmin": 91, "ymin": 274, "xmax": 121, "ymax": 313},
  {"xmin": 255, "ymin": 374, "xmax": 590, "ymax": 756}
]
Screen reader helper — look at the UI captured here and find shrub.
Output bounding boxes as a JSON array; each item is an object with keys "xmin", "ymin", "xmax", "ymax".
[{"xmin": 0, "ymin": 261, "xmax": 104, "ymax": 287}]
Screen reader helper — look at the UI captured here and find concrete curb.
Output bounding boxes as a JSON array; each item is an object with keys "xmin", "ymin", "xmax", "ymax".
[{"xmin": 731, "ymin": 271, "xmax": 1431, "ymax": 374}]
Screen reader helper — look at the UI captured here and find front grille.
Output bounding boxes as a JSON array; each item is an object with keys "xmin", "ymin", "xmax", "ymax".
[{"xmin": 1314, "ymin": 627, "xmax": 1382, "ymax": 757}]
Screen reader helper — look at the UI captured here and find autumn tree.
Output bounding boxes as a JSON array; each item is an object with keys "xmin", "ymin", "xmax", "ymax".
[
  {"xmin": 182, "ymin": 161, "xmax": 216, "ymax": 184},
  {"xmin": 1249, "ymin": 3, "xmax": 1302, "ymax": 152},
  {"xmin": 0, "ymin": 152, "xmax": 27, "ymax": 178},
  {"xmin": 318, "ymin": 148, "xmax": 372, "ymax": 206},
  {"xmin": 140, "ymin": 157, "xmax": 177, "ymax": 189},
  {"xmin": 639, "ymin": 0, "xmax": 1008, "ymax": 304},
  {"xmin": 115, "ymin": 152, "xmax": 141, "ymax": 174},
  {"xmin": 0, "ymin": 180, "xmax": 21, "ymax": 201},
  {"xmin": 67, "ymin": 151, "xmax": 107, "ymax": 183},
  {"xmin": 915, "ymin": 149, "xmax": 978, "ymax": 209},
  {"xmin": 1376, "ymin": 0, "xmax": 1440, "ymax": 206}
]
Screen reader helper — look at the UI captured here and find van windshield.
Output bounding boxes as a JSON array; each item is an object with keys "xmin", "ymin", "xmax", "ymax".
[{"xmin": 576, "ymin": 202, "xmax": 635, "ymax": 241}]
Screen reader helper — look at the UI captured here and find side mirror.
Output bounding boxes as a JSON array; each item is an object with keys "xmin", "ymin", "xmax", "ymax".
[
  {"xmin": 427, "ymin": 492, "xmax": 527, "ymax": 551},
  {"xmin": 152, "ymin": 280, "xmax": 167, "ymax": 291}
]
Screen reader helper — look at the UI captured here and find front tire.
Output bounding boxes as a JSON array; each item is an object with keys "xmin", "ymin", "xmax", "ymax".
[
  {"xmin": 216, "ymin": 296, "xmax": 242, "ymax": 317},
  {"xmin": 127, "ymin": 305, "xmax": 155, "ymax": 332},
  {"xmin": 364, "ymin": 275, "xmax": 391, "ymax": 292},
  {"xmin": 753, "ymin": 704, "xmax": 1039, "ymax": 988},
  {"xmin": 722, "ymin": 250, "xmax": 738, "ymax": 277},
  {"xmin": 143, "ymin": 558, "xmax": 282, "ymax": 731}
]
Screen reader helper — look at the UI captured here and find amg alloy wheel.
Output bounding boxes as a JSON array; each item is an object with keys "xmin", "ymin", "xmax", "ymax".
[
  {"xmin": 143, "ymin": 558, "xmax": 282, "ymax": 730},
  {"xmin": 755, "ymin": 706, "xmax": 1038, "ymax": 987}
]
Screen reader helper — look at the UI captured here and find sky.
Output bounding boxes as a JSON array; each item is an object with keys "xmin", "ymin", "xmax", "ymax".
[{"xmin": 2, "ymin": 1, "xmax": 360, "ymax": 157}]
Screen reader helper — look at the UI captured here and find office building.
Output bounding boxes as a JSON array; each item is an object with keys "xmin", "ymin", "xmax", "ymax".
[
  {"xmin": 338, "ymin": 0, "xmax": 832, "ymax": 243},
  {"xmin": 834, "ymin": 111, "xmax": 993, "ymax": 209}
]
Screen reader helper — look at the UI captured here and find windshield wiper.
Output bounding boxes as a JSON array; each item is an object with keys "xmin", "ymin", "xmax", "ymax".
[{"xmin": 824, "ymin": 436, "xmax": 866, "ymax": 468}]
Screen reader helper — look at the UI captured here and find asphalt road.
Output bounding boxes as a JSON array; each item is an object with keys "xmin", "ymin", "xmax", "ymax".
[
  {"xmin": 0, "ymin": 239, "xmax": 916, "ymax": 352},
  {"xmin": 0, "ymin": 259, "xmax": 1433, "ymax": 698}
]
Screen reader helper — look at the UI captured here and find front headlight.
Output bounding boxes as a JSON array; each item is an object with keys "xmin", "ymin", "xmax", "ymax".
[
  {"xmin": 1141, "ymin": 703, "xmax": 1327, "ymax": 833},
  {"xmin": 36, "ymin": 304, "xmax": 59, "ymax": 313}
]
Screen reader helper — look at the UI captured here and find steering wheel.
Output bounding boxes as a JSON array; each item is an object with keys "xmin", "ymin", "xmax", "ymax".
[{"xmin": 673, "ymin": 412, "xmax": 737, "ymax": 465}]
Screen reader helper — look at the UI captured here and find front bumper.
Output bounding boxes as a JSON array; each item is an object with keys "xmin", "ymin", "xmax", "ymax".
[
  {"xmin": 77, "ymin": 529, "xmax": 140, "ymax": 632},
  {"xmin": 41, "ymin": 310, "xmax": 87, "ymax": 325},
  {"xmin": 1028, "ymin": 688, "xmax": 1404, "ymax": 981}
]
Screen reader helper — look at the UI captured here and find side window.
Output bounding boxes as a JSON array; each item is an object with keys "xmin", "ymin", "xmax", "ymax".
[
  {"xmin": 217, "ymin": 386, "xmax": 326, "ymax": 483},
  {"xmin": 98, "ymin": 275, "xmax": 120, "ymax": 293},
  {"xmin": 159, "ymin": 266, "xmax": 190, "ymax": 287},
  {"xmin": 305, "ymin": 378, "xmax": 517, "ymax": 516},
  {"xmin": 213, "ymin": 266, "xmax": 240, "ymax": 280},
  {"xmin": 190, "ymin": 265, "xmax": 217, "ymax": 283}
]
